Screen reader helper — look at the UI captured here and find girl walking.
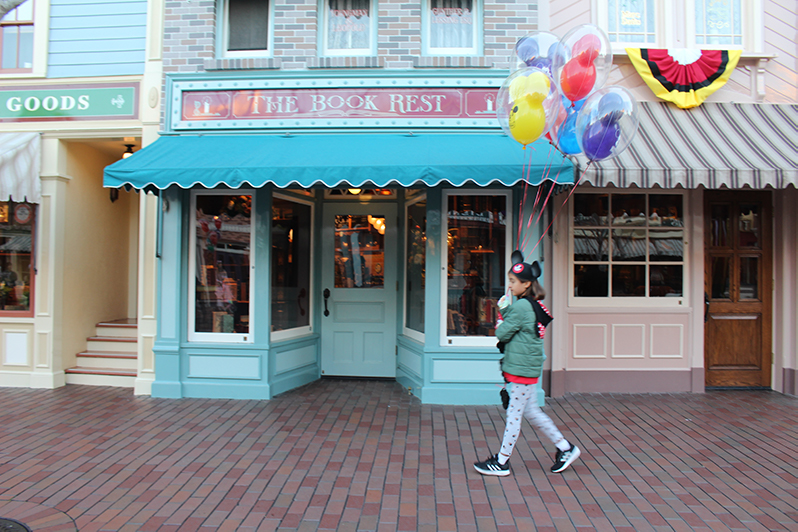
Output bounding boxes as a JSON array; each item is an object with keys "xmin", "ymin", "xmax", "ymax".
[{"xmin": 474, "ymin": 259, "xmax": 581, "ymax": 476}]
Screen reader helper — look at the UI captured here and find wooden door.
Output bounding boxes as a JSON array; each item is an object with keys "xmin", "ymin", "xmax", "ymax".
[{"xmin": 704, "ymin": 191, "xmax": 772, "ymax": 388}]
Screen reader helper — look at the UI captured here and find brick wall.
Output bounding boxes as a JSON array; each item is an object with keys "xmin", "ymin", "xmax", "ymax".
[{"xmin": 163, "ymin": 1, "xmax": 541, "ymax": 74}]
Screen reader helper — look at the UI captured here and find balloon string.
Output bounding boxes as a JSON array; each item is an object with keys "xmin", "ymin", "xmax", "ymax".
[
  {"xmin": 517, "ymin": 147, "xmax": 531, "ymax": 248},
  {"xmin": 521, "ymin": 165, "xmax": 563, "ymax": 254},
  {"xmin": 520, "ymin": 149, "xmax": 552, "ymax": 254},
  {"xmin": 528, "ymin": 161, "xmax": 592, "ymax": 255}
]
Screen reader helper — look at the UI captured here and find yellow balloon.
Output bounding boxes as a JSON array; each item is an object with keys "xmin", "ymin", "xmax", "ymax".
[
  {"xmin": 509, "ymin": 75, "xmax": 528, "ymax": 102},
  {"xmin": 508, "ymin": 97, "xmax": 546, "ymax": 146},
  {"xmin": 525, "ymin": 72, "xmax": 551, "ymax": 104}
]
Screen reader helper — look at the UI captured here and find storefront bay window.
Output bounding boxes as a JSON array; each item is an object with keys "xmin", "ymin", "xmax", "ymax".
[
  {"xmin": 444, "ymin": 192, "xmax": 508, "ymax": 345},
  {"xmin": 405, "ymin": 195, "xmax": 426, "ymax": 339},
  {"xmin": 0, "ymin": 201, "xmax": 35, "ymax": 315},
  {"xmin": 189, "ymin": 193, "xmax": 253, "ymax": 342},
  {"xmin": 271, "ymin": 195, "xmax": 312, "ymax": 338},
  {"xmin": 572, "ymin": 192, "xmax": 684, "ymax": 301}
]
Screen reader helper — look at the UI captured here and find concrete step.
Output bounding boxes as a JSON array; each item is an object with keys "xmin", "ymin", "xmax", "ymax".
[
  {"xmin": 85, "ymin": 336, "xmax": 137, "ymax": 353},
  {"xmin": 75, "ymin": 352, "xmax": 137, "ymax": 371},
  {"xmin": 65, "ymin": 367, "xmax": 136, "ymax": 387}
]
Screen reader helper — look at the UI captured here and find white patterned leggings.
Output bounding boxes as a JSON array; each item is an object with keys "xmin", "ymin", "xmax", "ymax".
[{"xmin": 500, "ymin": 383, "xmax": 564, "ymax": 459}]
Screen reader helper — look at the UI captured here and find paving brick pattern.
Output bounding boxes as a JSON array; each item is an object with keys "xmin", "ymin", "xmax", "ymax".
[{"xmin": 0, "ymin": 381, "xmax": 796, "ymax": 531}]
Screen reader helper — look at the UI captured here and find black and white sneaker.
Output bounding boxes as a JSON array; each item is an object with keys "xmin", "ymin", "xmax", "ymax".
[
  {"xmin": 551, "ymin": 444, "xmax": 581, "ymax": 473},
  {"xmin": 474, "ymin": 454, "xmax": 510, "ymax": 476}
]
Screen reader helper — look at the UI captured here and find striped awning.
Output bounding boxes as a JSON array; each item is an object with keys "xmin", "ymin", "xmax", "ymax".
[{"xmin": 575, "ymin": 102, "xmax": 797, "ymax": 189}]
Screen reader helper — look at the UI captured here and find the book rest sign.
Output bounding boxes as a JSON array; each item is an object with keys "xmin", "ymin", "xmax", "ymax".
[{"xmin": 178, "ymin": 86, "xmax": 499, "ymax": 129}]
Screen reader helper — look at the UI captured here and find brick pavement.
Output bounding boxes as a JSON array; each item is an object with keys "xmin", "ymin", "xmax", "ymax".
[{"xmin": 0, "ymin": 380, "xmax": 796, "ymax": 531}]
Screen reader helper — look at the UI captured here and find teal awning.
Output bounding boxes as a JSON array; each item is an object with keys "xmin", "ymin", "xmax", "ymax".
[{"xmin": 104, "ymin": 134, "xmax": 574, "ymax": 190}]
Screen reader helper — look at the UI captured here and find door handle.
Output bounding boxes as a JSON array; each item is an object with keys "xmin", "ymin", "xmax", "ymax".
[
  {"xmin": 323, "ymin": 288, "xmax": 330, "ymax": 317},
  {"xmin": 704, "ymin": 291, "xmax": 710, "ymax": 323}
]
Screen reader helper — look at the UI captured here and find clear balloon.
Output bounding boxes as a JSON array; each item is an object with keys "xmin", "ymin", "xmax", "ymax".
[
  {"xmin": 552, "ymin": 24, "xmax": 613, "ymax": 103},
  {"xmin": 512, "ymin": 31, "xmax": 561, "ymax": 75},
  {"xmin": 575, "ymin": 86, "xmax": 640, "ymax": 162},
  {"xmin": 497, "ymin": 67, "xmax": 561, "ymax": 147}
]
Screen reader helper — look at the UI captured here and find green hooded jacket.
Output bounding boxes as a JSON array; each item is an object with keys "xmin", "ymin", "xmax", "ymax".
[{"xmin": 496, "ymin": 298, "xmax": 545, "ymax": 378}]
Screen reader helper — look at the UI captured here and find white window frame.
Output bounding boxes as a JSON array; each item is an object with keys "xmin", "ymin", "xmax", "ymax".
[
  {"xmin": 217, "ymin": 0, "xmax": 273, "ymax": 59},
  {"xmin": 0, "ymin": 0, "xmax": 49, "ymax": 79},
  {"xmin": 270, "ymin": 193, "xmax": 315, "ymax": 342},
  {"xmin": 594, "ymin": 0, "xmax": 763, "ymax": 53},
  {"xmin": 568, "ymin": 190, "xmax": 688, "ymax": 309},
  {"xmin": 440, "ymin": 189, "xmax": 512, "ymax": 347},
  {"xmin": 422, "ymin": 0, "xmax": 483, "ymax": 57},
  {"xmin": 188, "ymin": 190, "xmax": 256, "ymax": 343},
  {"xmin": 403, "ymin": 192, "xmax": 426, "ymax": 343},
  {"xmin": 319, "ymin": 0, "xmax": 378, "ymax": 57}
]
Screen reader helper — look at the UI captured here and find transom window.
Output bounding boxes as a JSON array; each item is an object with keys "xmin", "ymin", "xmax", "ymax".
[
  {"xmin": 219, "ymin": 0, "xmax": 270, "ymax": 57},
  {"xmin": 572, "ymin": 192, "xmax": 684, "ymax": 301},
  {"xmin": 423, "ymin": 0, "xmax": 481, "ymax": 56},
  {"xmin": 1, "ymin": 0, "xmax": 34, "ymax": 71},
  {"xmin": 321, "ymin": 0, "xmax": 376, "ymax": 56}
]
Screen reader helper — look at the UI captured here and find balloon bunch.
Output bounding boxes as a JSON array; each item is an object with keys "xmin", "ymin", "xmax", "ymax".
[{"xmin": 499, "ymin": 24, "xmax": 639, "ymax": 163}]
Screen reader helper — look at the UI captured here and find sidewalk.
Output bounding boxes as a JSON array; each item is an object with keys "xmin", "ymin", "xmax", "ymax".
[{"xmin": 0, "ymin": 380, "xmax": 795, "ymax": 532}]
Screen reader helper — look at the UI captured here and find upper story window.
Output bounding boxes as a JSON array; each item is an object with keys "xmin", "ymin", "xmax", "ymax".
[
  {"xmin": 598, "ymin": 0, "xmax": 759, "ymax": 52},
  {"xmin": 606, "ymin": 0, "xmax": 657, "ymax": 45},
  {"xmin": 321, "ymin": 0, "xmax": 376, "ymax": 56},
  {"xmin": 423, "ymin": 0, "xmax": 482, "ymax": 56},
  {"xmin": 219, "ymin": 0, "xmax": 271, "ymax": 58},
  {"xmin": 694, "ymin": 0, "xmax": 742, "ymax": 45},
  {"xmin": 1, "ymin": 0, "xmax": 34, "ymax": 72}
]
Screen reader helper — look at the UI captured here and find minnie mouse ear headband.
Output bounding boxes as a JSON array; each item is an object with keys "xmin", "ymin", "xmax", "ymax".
[{"xmin": 510, "ymin": 249, "xmax": 541, "ymax": 281}]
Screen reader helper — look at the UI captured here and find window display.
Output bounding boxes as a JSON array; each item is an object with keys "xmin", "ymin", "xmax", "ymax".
[
  {"xmin": 0, "ymin": 201, "xmax": 34, "ymax": 313},
  {"xmin": 446, "ymin": 194, "xmax": 506, "ymax": 336},
  {"xmin": 406, "ymin": 197, "xmax": 426, "ymax": 334},
  {"xmin": 272, "ymin": 196, "xmax": 311, "ymax": 333},
  {"xmin": 194, "ymin": 195, "xmax": 252, "ymax": 335}
]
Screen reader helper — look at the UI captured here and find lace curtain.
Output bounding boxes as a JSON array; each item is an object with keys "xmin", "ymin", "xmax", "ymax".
[
  {"xmin": 327, "ymin": 0, "xmax": 371, "ymax": 51},
  {"xmin": 429, "ymin": 0, "xmax": 474, "ymax": 50}
]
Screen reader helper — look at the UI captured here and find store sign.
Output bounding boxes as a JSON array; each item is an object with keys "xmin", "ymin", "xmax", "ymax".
[
  {"xmin": 171, "ymin": 76, "xmax": 503, "ymax": 130},
  {"xmin": 0, "ymin": 84, "xmax": 138, "ymax": 121}
]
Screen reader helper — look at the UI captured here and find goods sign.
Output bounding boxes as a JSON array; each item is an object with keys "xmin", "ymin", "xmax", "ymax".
[{"xmin": 0, "ymin": 84, "xmax": 138, "ymax": 121}]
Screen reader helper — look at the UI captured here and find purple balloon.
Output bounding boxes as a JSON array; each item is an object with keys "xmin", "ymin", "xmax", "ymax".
[{"xmin": 582, "ymin": 120, "xmax": 620, "ymax": 161}]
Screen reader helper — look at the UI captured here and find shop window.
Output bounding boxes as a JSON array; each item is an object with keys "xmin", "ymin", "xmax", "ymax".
[
  {"xmin": 334, "ymin": 214, "xmax": 384, "ymax": 288},
  {"xmin": 405, "ymin": 195, "xmax": 426, "ymax": 339},
  {"xmin": 423, "ymin": 0, "xmax": 481, "ymax": 56},
  {"xmin": 321, "ymin": 0, "xmax": 376, "ymax": 56},
  {"xmin": 0, "ymin": 201, "xmax": 35, "ymax": 315},
  {"xmin": 219, "ymin": 0, "xmax": 271, "ymax": 58},
  {"xmin": 443, "ymin": 192, "xmax": 509, "ymax": 345},
  {"xmin": 271, "ymin": 195, "xmax": 312, "ymax": 339},
  {"xmin": 189, "ymin": 193, "xmax": 253, "ymax": 342},
  {"xmin": 572, "ymin": 192, "xmax": 684, "ymax": 301},
  {"xmin": 1, "ymin": 0, "xmax": 34, "ymax": 72}
]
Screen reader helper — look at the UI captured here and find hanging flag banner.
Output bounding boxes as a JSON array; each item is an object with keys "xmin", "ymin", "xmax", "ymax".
[{"xmin": 626, "ymin": 49, "xmax": 741, "ymax": 109}]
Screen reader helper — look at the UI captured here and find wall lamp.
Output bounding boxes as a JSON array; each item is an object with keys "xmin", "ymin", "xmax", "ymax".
[{"xmin": 122, "ymin": 144, "xmax": 135, "ymax": 158}]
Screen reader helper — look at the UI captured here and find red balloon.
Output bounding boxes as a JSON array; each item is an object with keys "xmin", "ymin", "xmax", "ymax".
[
  {"xmin": 560, "ymin": 58, "xmax": 596, "ymax": 101},
  {"xmin": 209, "ymin": 231, "xmax": 219, "ymax": 245},
  {"xmin": 546, "ymin": 99, "xmax": 568, "ymax": 142},
  {"xmin": 214, "ymin": 218, "xmax": 222, "ymax": 230},
  {"xmin": 200, "ymin": 220, "xmax": 209, "ymax": 234},
  {"xmin": 574, "ymin": 34, "xmax": 601, "ymax": 66}
]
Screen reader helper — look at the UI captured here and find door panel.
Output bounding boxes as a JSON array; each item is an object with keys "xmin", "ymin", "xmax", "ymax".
[
  {"xmin": 321, "ymin": 203, "xmax": 397, "ymax": 377},
  {"xmin": 704, "ymin": 191, "xmax": 771, "ymax": 388}
]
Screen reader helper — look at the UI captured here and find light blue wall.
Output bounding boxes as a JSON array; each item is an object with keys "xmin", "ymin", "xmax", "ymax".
[{"xmin": 48, "ymin": 0, "xmax": 147, "ymax": 78}]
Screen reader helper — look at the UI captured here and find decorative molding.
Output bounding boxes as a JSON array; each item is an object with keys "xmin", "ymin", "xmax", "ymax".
[
  {"xmin": 650, "ymin": 323, "xmax": 684, "ymax": 358},
  {"xmin": 203, "ymin": 57, "xmax": 282, "ymax": 71},
  {"xmin": 611, "ymin": 324, "xmax": 645, "ymax": 358},
  {"xmin": 573, "ymin": 324, "xmax": 607, "ymax": 358},
  {"xmin": 413, "ymin": 56, "xmax": 494, "ymax": 68},
  {"xmin": 307, "ymin": 56, "xmax": 384, "ymax": 69}
]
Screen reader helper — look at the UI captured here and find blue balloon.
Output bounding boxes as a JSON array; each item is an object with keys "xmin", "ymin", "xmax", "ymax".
[
  {"xmin": 582, "ymin": 120, "xmax": 621, "ymax": 161},
  {"xmin": 515, "ymin": 37, "xmax": 539, "ymax": 63},
  {"xmin": 527, "ymin": 57, "xmax": 552, "ymax": 72},
  {"xmin": 598, "ymin": 92, "xmax": 625, "ymax": 115},
  {"xmin": 558, "ymin": 112, "xmax": 581, "ymax": 154}
]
